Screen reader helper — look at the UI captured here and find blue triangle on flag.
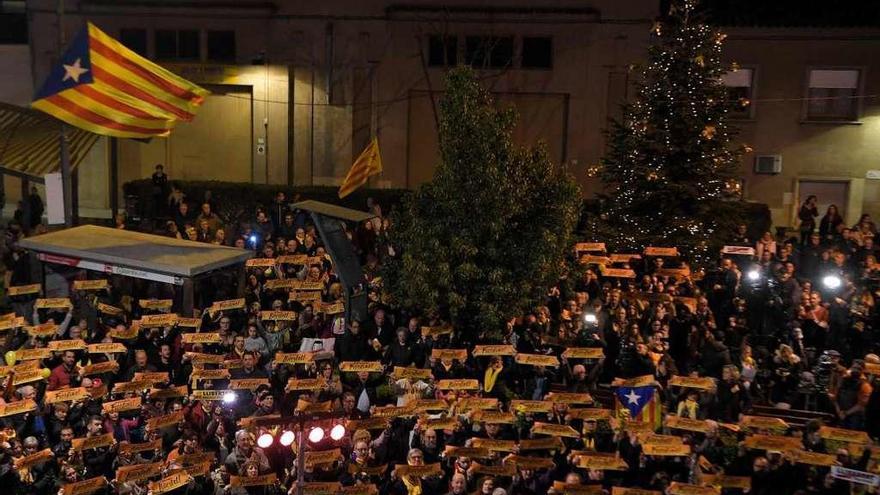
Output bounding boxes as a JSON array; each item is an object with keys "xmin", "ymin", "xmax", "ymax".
[
  {"xmin": 615, "ymin": 385, "xmax": 655, "ymax": 418},
  {"xmin": 34, "ymin": 24, "xmax": 93, "ymax": 100}
]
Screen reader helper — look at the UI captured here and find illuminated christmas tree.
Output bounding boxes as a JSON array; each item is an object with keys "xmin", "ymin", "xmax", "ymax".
[{"xmin": 596, "ymin": 0, "xmax": 747, "ymax": 266}]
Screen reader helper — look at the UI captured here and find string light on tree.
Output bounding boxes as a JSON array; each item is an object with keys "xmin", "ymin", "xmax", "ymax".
[{"xmin": 591, "ymin": 0, "xmax": 743, "ymax": 268}]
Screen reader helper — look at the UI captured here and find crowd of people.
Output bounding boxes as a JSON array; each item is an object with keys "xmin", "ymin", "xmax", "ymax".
[{"xmin": 0, "ymin": 183, "xmax": 878, "ymax": 495}]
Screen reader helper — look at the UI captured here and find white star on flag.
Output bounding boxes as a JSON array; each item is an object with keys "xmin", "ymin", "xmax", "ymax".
[
  {"xmin": 62, "ymin": 58, "xmax": 89, "ymax": 83},
  {"xmin": 625, "ymin": 390, "xmax": 641, "ymax": 405}
]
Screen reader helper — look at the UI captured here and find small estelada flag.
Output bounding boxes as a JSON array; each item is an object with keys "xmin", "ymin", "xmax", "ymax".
[
  {"xmin": 338, "ymin": 137, "xmax": 382, "ymax": 199},
  {"xmin": 32, "ymin": 22, "xmax": 208, "ymax": 138}
]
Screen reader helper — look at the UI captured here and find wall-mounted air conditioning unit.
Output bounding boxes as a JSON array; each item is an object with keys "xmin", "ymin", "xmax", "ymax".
[{"xmin": 754, "ymin": 154, "xmax": 782, "ymax": 174}]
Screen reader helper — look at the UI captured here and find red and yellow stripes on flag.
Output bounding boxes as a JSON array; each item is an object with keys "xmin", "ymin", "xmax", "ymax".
[
  {"xmin": 338, "ymin": 138, "xmax": 383, "ymax": 198},
  {"xmin": 32, "ymin": 23, "xmax": 208, "ymax": 139}
]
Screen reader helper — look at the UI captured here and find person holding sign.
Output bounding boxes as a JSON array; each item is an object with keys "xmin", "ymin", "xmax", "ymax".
[{"xmin": 387, "ymin": 448, "xmax": 443, "ymax": 495}]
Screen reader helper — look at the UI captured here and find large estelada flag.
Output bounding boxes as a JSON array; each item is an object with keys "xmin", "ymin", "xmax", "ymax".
[
  {"xmin": 338, "ymin": 137, "xmax": 382, "ymax": 198},
  {"xmin": 614, "ymin": 379, "xmax": 662, "ymax": 431},
  {"xmin": 32, "ymin": 22, "xmax": 208, "ymax": 138}
]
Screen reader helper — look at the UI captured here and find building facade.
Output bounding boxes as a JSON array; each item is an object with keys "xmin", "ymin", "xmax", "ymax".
[{"xmin": 9, "ymin": 0, "xmax": 880, "ymax": 228}]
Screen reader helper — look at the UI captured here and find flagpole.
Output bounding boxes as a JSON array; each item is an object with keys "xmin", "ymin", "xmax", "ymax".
[{"xmin": 59, "ymin": 125, "xmax": 74, "ymax": 227}]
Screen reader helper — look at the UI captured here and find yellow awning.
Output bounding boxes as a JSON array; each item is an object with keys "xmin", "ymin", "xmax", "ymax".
[{"xmin": 0, "ymin": 102, "xmax": 99, "ymax": 179}]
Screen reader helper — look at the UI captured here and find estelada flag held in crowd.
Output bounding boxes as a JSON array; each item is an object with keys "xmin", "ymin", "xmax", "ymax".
[
  {"xmin": 32, "ymin": 22, "xmax": 208, "ymax": 138},
  {"xmin": 338, "ymin": 137, "xmax": 382, "ymax": 198},
  {"xmin": 614, "ymin": 376, "xmax": 662, "ymax": 431}
]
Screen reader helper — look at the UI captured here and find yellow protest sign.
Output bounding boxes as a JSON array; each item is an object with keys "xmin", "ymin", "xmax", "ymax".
[
  {"xmin": 16, "ymin": 348, "xmax": 51, "ymax": 361},
  {"xmin": 87, "ymin": 343, "xmax": 127, "ymax": 354},
  {"xmin": 72, "ymin": 433, "xmax": 115, "ymax": 451},
  {"xmin": 116, "ymin": 461, "xmax": 164, "ymax": 483},
  {"xmin": 575, "ymin": 242, "xmax": 606, "ymax": 252},
  {"xmin": 437, "ymin": 379, "xmax": 479, "ymax": 390},
  {"xmin": 510, "ymin": 400, "xmax": 554, "ymax": 414},
  {"xmin": 48, "ymin": 339, "xmax": 87, "ymax": 352},
  {"xmin": 443, "ymin": 446, "xmax": 491, "ymax": 458},
  {"xmin": 230, "ymin": 378, "xmax": 270, "ymax": 390},
  {"xmin": 149, "ymin": 472, "xmax": 192, "ymax": 494},
  {"xmin": 133, "ymin": 372, "xmax": 169, "ymax": 384},
  {"xmin": 0, "ymin": 399, "xmax": 37, "ymax": 417},
  {"xmin": 108, "ymin": 325, "xmax": 138, "ymax": 340},
  {"xmin": 459, "ymin": 397, "xmax": 499, "ymax": 411},
  {"xmin": 112, "ymin": 379, "xmax": 153, "ymax": 393},
  {"xmin": 515, "ymin": 353, "xmax": 559, "ymax": 367},
  {"xmin": 423, "ymin": 417, "xmax": 459, "ymax": 430},
  {"xmin": 300, "ymin": 482, "xmax": 341, "ymax": 495},
  {"xmin": 212, "ymin": 298, "xmax": 245, "ymax": 311},
  {"xmin": 644, "ymin": 247, "xmax": 679, "ymax": 257},
  {"xmin": 600, "ymin": 267, "xmax": 637, "ymax": 278},
  {"xmin": 246, "ymin": 258, "xmax": 277, "ymax": 267},
  {"xmin": 411, "ymin": 399, "xmax": 448, "ymax": 412},
  {"xmin": 819, "ymin": 426, "xmax": 870, "ymax": 445},
  {"xmin": 189, "ymin": 369, "xmax": 231, "ymax": 381},
  {"xmin": 643, "ymin": 443, "xmax": 692, "ymax": 456},
  {"xmin": 471, "ymin": 438, "xmax": 517, "ymax": 452},
  {"xmin": 519, "ymin": 437, "xmax": 565, "ymax": 451},
  {"xmin": 320, "ymin": 302, "xmax": 344, "ymax": 315},
  {"xmin": 786, "ymin": 449, "xmax": 838, "ymax": 467},
  {"xmin": 26, "ymin": 323, "xmax": 58, "ymax": 337},
  {"xmin": 277, "ymin": 254, "xmax": 308, "ymax": 265},
  {"xmin": 562, "ymin": 347, "xmax": 605, "ymax": 359},
  {"xmin": 575, "ymin": 453, "xmax": 629, "ymax": 470},
  {"xmin": 97, "ymin": 303, "xmax": 125, "ymax": 316},
  {"xmin": 668, "ymin": 483, "xmax": 719, "ymax": 495},
  {"xmin": 430, "ymin": 348, "xmax": 468, "ymax": 362},
  {"xmin": 13, "ymin": 448, "xmax": 53, "ymax": 470},
  {"xmin": 65, "ymin": 476, "xmax": 109, "ymax": 495},
  {"xmin": 701, "ymin": 475, "xmax": 751, "ymax": 490},
  {"xmin": 7, "ymin": 284, "xmax": 40, "ymax": 296},
  {"xmin": 665, "ymin": 416, "xmax": 711, "ymax": 433},
  {"xmin": 45, "ymin": 387, "xmax": 89, "ymax": 404},
  {"xmin": 345, "ymin": 417, "xmax": 391, "ymax": 431},
  {"xmin": 102, "ymin": 397, "xmax": 142, "ymax": 414},
  {"xmin": 181, "ymin": 332, "xmax": 221, "ymax": 344},
  {"xmin": 260, "ymin": 310, "xmax": 297, "ymax": 321},
  {"xmin": 339, "ymin": 361, "xmax": 383, "ymax": 373},
  {"xmin": 80, "ymin": 361, "xmax": 121, "ymax": 376},
  {"xmin": 739, "ymin": 415, "xmax": 788, "ymax": 430},
  {"xmin": 305, "ymin": 448, "xmax": 342, "ymax": 466},
  {"xmin": 568, "ymin": 408, "xmax": 613, "ymax": 421},
  {"xmin": 548, "ymin": 392, "xmax": 593, "ymax": 404},
  {"xmin": 36, "ymin": 298, "xmax": 72, "ymax": 309},
  {"xmin": 141, "ymin": 299, "xmax": 173, "ymax": 310},
  {"xmin": 13, "ymin": 369, "xmax": 47, "ymax": 386},
  {"xmin": 508, "ymin": 455, "xmax": 555, "ymax": 469},
  {"xmin": 141, "ymin": 313, "xmax": 178, "ymax": 327},
  {"xmin": 393, "ymin": 463, "xmax": 442, "ymax": 477},
  {"xmin": 668, "ymin": 375, "xmax": 716, "ymax": 390},
  {"xmin": 613, "ymin": 489, "xmax": 661, "ymax": 495},
  {"xmin": 73, "ymin": 279, "xmax": 109, "ymax": 291},
  {"xmin": 275, "ymin": 352, "xmax": 315, "ymax": 364},
  {"xmin": 608, "ymin": 254, "xmax": 643, "ymax": 263},
  {"xmin": 472, "ymin": 462, "xmax": 516, "ymax": 477},
  {"xmin": 471, "ymin": 344, "xmax": 516, "ymax": 357},
  {"xmin": 147, "ymin": 384, "xmax": 186, "ymax": 399},
  {"xmin": 285, "ymin": 378, "xmax": 324, "ymax": 391},
  {"xmin": 742, "ymin": 434, "xmax": 803, "ymax": 451},
  {"xmin": 531, "ymin": 422, "xmax": 581, "ymax": 438},
  {"xmin": 392, "ymin": 367, "xmax": 433, "ymax": 381},
  {"xmin": 421, "ymin": 325, "xmax": 453, "ymax": 337},
  {"xmin": 147, "ymin": 410, "xmax": 185, "ymax": 429},
  {"xmin": 119, "ymin": 438, "xmax": 163, "ymax": 455}
]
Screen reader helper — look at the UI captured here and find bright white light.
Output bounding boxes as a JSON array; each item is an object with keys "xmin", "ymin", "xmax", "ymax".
[
  {"xmin": 249, "ymin": 235, "xmax": 257, "ymax": 243},
  {"xmin": 747, "ymin": 270, "xmax": 760, "ymax": 281},
  {"xmin": 222, "ymin": 391, "xmax": 236, "ymax": 404},
  {"xmin": 584, "ymin": 314, "xmax": 598, "ymax": 324},
  {"xmin": 308, "ymin": 427, "xmax": 325, "ymax": 443},
  {"xmin": 330, "ymin": 424, "xmax": 346, "ymax": 441},
  {"xmin": 257, "ymin": 432, "xmax": 274, "ymax": 448},
  {"xmin": 823, "ymin": 275, "xmax": 842, "ymax": 289},
  {"xmin": 279, "ymin": 430, "xmax": 295, "ymax": 447}
]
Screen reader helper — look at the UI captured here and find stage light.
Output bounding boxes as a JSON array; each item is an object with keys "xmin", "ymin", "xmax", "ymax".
[
  {"xmin": 746, "ymin": 270, "xmax": 760, "ymax": 282},
  {"xmin": 249, "ymin": 235, "xmax": 257, "ymax": 244},
  {"xmin": 222, "ymin": 391, "xmax": 236, "ymax": 404},
  {"xmin": 308, "ymin": 427, "xmax": 325, "ymax": 443},
  {"xmin": 257, "ymin": 432, "xmax": 274, "ymax": 448},
  {"xmin": 583, "ymin": 313, "xmax": 597, "ymax": 324},
  {"xmin": 823, "ymin": 275, "xmax": 841, "ymax": 289},
  {"xmin": 330, "ymin": 424, "xmax": 346, "ymax": 441},
  {"xmin": 279, "ymin": 430, "xmax": 295, "ymax": 447}
]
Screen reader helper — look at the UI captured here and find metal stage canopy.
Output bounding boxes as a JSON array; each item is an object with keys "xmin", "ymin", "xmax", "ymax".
[{"xmin": 18, "ymin": 225, "xmax": 253, "ymax": 314}]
